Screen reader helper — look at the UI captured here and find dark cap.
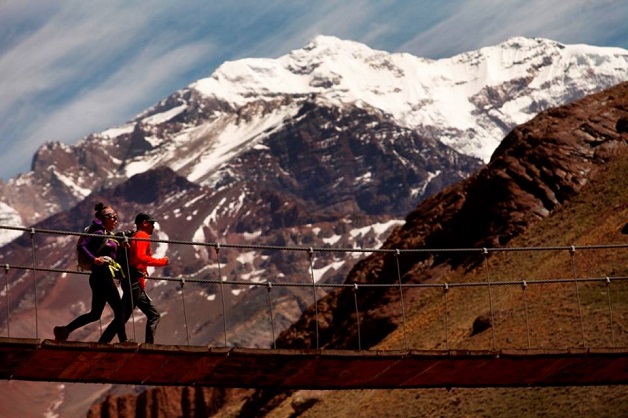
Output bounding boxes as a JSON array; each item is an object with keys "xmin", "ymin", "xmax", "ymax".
[{"xmin": 135, "ymin": 212, "xmax": 157, "ymax": 225}]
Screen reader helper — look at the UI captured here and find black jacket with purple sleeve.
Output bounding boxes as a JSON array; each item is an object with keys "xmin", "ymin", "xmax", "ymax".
[{"xmin": 77, "ymin": 219, "xmax": 119, "ymax": 268}]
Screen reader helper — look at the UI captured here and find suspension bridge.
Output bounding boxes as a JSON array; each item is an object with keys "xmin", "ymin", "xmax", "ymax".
[{"xmin": 0, "ymin": 225, "xmax": 627, "ymax": 389}]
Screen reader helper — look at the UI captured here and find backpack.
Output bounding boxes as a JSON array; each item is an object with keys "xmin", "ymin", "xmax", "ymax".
[
  {"xmin": 115, "ymin": 230, "xmax": 137, "ymax": 277},
  {"xmin": 76, "ymin": 224, "xmax": 112, "ymax": 271}
]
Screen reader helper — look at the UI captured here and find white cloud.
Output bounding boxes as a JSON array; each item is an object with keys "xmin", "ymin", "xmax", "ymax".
[
  {"xmin": 0, "ymin": 2, "xmax": 215, "ymax": 177},
  {"xmin": 26, "ymin": 40, "xmax": 215, "ymax": 145},
  {"xmin": 400, "ymin": 0, "xmax": 628, "ymax": 57}
]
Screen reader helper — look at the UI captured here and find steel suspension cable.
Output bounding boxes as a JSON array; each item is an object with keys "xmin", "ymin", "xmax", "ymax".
[
  {"xmin": 4, "ymin": 264, "xmax": 9, "ymax": 337},
  {"xmin": 483, "ymin": 248, "xmax": 496, "ymax": 350},
  {"xmin": 443, "ymin": 283, "xmax": 449, "ymax": 350},
  {"xmin": 353, "ymin": 283, "xmax": 361, "ymax": 351},
  {"xmin": 122, "ymin": 236, "xmax": 137, "ymax": 342},
  {"xmin": 180, "ymin": 277, "xmax": 190, "ymax": 345},
  {"xmin": 521, "ymin": 281, "xmax": 531, "ymax": 348},
  {"xmin": 606, "ymin": 277, "xmax": 615, "ymax": 346},
  {"xmin": 394, "ymin": 249, "xmax": 408, "ymax": 350},
  {"xmin": 266, "ymin": 283, "xmax": 276, "ymax": 349},
  {"xmin": 29, "ymin": 229, "xmax": 39, "ymax": 338},
  {"xmin": 3, "ymin": 225, "xmax": 627, "ymax": 256},
  {"xmin": 569, "ymin": 246, "xmax": 586, "ymax": 347},
  {"xmin": 216, "ymin": 243, "xmax": 227, "ymax": 347},
  {"xmin": 4, "ymin": 263, "xmax": 628, "ymax": 289},
  {"xmin": 308, "ymin": 248, "xmax": 320, "ymax": 350}
]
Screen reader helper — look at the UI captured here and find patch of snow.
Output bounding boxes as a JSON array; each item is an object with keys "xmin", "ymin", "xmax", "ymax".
[
  {"xmin": 322, "ymin": 234, "xmax": 342, "ymax": 245},
  {"xmin": 236, "ymin": 251, "xmax": 257, "ymax": 265},
  {"xmin": 243, "ymin": 230, "xmax": 262, "ymax": 240},
  {"xmin": 186, "ymin": 105, "xmax": 300, "ymax": 182},
  {"xmin": 50, "ymin": 167, "xmax": 92, "ymax": 198},
  {"xmin": 100, "ymin": 124, "xmax": 134, "ymax": 138},
  {"xmin": 142, "ymin": 104, "xmax": 187, "ymax": 125},
  {"xmin": 311, "ymin": 259, "xmax": 346, "ymax": 283},
  {"xmin": 0, "ymin": 203, "xmax": 24, "ymax": 247}
]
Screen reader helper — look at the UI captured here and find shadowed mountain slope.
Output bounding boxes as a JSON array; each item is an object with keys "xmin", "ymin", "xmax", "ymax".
[{"xmin": 275, "ymin": 82, "xmax": 628, "ymax": 351}]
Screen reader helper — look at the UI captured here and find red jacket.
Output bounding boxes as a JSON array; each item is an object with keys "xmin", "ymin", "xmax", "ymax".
[{"xmin": 129, "ymin": 230, "xmax": 168, "ymax": 289}]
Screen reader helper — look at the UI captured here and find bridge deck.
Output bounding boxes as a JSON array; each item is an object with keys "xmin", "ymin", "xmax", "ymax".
[{"xmin": 0, "ymin": 338, "xmax": 626, "ymax": 389}]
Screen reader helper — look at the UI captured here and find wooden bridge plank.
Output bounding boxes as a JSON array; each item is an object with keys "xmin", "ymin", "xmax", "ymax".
[{"xmin": 1, "ymin": 338, "xmax": 627, "ymax": 389}]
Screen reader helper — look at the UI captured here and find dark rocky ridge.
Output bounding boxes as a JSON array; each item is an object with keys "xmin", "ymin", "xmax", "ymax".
[{"xmin": 272, "ymin": 82, "xmax": 628, "ymax": 351}]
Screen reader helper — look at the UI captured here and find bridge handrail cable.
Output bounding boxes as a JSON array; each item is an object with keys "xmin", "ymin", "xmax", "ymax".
[{"xmin": 1, "ymin": 225, "xmax": 627, "ymax": 351}]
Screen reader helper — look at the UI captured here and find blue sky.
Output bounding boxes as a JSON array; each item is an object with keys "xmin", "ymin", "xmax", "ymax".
[{"xmin": 0, "ymin": 0, "xmax": 626, "ymax": 180}]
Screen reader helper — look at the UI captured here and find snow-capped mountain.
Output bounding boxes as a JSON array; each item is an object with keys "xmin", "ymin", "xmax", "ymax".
[{"xmin": 1, "ymin": 35, "xmax": 626, "ymax": 243}]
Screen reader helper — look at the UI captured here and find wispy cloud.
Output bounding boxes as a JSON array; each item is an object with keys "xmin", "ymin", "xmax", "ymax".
[
  {"xmin": 400, "ymin": 0, "xmax": 628, "ymax": 57},
  {"xmin": 24, "ymin": 41, "xmax": 215, "ymax": 145},
  {"xmin": 0, "ymin": 2, "xmax": 215, "ymax": 177}
]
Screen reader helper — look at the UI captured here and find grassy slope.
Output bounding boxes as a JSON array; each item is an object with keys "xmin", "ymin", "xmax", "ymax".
[{"xmin": 262, "ymin": 153, "xmax": 628, "ymax": 416}]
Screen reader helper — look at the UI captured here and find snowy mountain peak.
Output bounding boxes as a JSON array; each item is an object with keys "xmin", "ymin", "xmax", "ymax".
[
  {"xmin": 1, "ymin": 36, "xmax": 626, "ymax": 230},
  {"xmin": 298, "ymin": 34, "xmax": 385, "ymax": 59},
  {"xmin": 187, "ymin": 35, "xmax": 627, "ymax": 163},
  {"xmin": 496, "ymin": 36, "xmax": 558, "ymax": 49},
  {"xmin": 192, "ymin": 34, "xmax": 409, "ymax": 107}
]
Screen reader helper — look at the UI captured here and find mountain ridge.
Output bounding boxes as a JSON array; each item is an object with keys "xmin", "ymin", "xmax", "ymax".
[{"xmin": 0, "ymin": 36, "xmax": 626, "ymax": 236}]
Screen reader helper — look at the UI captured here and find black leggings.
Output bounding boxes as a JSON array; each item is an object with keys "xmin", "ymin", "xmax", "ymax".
[
  {"xmin": 65, "ymin": 266, "xmax": 127, "ymax": 342},
  {"xmin": 100, "ymin": 281, "xmax": 161, "ymax": 344}
]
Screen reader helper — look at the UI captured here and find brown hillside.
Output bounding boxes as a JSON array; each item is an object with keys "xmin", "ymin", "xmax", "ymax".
[
  {"xmin": 235, "ymin": 82, "xmax": 628, "ymax": 417},
  {"xmin": 256, "ymin": 147, "xmax": 628, "ymax": 418}
]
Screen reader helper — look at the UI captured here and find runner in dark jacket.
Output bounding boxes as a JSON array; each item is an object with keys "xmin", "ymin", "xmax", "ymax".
[{"xmin": 53, "ymin": 203, "xmax": 128, "ymax": 343}]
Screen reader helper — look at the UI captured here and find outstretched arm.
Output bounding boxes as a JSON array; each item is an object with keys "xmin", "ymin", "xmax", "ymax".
[{"xmin": 135, "ymin": 240, "xmax": 169, "ymax": 267}]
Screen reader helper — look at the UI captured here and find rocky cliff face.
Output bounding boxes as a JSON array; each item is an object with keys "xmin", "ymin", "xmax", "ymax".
[{"xmin": 87, "ymin": 387, "xmax": 229, "ymax": 418}]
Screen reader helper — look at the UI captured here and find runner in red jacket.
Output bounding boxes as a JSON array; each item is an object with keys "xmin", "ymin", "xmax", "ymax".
[{"xmin": 130, "ymin": 214, "xmax": 169, "ymax": 289}]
